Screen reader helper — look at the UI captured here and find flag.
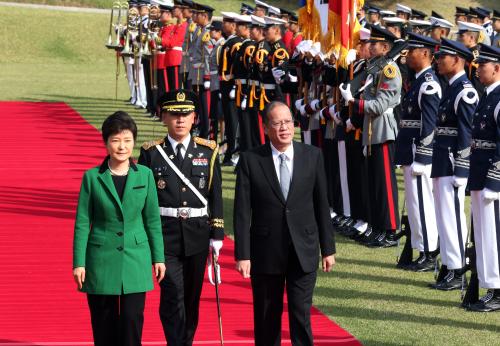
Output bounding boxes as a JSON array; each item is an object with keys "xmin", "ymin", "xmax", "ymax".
[{"xmin": 297, "ymin": 0, "xmax": 322, "ymax": 42}]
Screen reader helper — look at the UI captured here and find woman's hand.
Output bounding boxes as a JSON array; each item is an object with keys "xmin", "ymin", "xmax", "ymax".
[
  {"xmin": 73, "ymin": 267, "xmax": 86, "ymax": 290},
  {"xmin": 154, "ymin": 263, "xmax": 166, "ymax": 283}
]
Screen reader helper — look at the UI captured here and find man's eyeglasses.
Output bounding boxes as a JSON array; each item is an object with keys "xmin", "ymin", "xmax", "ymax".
[{"xmin": 270, "ymin": 119, "xmax": 294, "ymax": 128}]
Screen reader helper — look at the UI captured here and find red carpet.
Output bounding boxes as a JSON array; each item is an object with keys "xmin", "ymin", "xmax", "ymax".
[{"xmin": 0, "ymin": 102, "xmax": 360, "ymax": 345}]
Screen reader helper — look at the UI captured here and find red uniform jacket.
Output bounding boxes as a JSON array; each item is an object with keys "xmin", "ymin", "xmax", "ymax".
[
  {"xmin": 163, "ymin": 20, "xmax": 188, "ymax": 67},
  {"xmin": 282, "ymin": 30, "xmax": 293, "ymax": 54},
  {"xmin": 290, "ymin": 33, "xmax": 303, "ymax": 56}
]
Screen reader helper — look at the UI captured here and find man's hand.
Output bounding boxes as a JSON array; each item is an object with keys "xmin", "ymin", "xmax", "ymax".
[
  {"xmin": 73, "ymin": 267, "xmax": 85, "ymax": 290},
  {"xmin": 236, "ymin": 260, "xmax": 251, "ymax": 278},
  {"xmin": 322, "ymin": 255, "xmax": 335, "ymax": 273},
  {"xmin": 154, "ymin": 263, "xmax": 166, "ymax": 283},
  {"xmin": 339, "ymin": 83, "xmax": 353, "ymax": 105}
]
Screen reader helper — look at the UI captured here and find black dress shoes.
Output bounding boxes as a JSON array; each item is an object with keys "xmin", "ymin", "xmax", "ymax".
[
  {"xmin": 408, "ymin": 252, "xmax": 436, "ymax": 272},
  {"xmin": 467, "ymin": 289, "xmax": 500, "ymax": 312},
  {"xmin": 432, "ymin": 270, "xmax": 466, "ymax": 291},
  {"xmin": 367, "ymin": 230, "xmax": 398, "ymax": 248}
]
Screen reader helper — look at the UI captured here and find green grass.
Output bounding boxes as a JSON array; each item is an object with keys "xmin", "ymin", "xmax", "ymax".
[{"xmin": 1, "ymin": 4, "xmax": 499, "ymax": 345}]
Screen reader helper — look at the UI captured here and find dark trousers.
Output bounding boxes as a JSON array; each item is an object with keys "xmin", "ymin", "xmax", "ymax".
[
  {"xmin": 237, "ymin": 106, "xmax": 253, "ymax": 153},
  {"xmin": 193, "ymin": 84, "xmax": 209, "ymax": 138},
  {"xmin": 367, "ymin": 141, "xmax": 400, "ymax": 231},
  {"xmin": 159, "ymin": 249, "xmax": 208, "ymax": 346},
  {"xmin": 345, "ymin": 134, "xmax": 371, "ymax": 222},
  {"xmin": 180, "ymin": 71, "xmax": 191, "ymax": 90},
  {"xmin": 143, "ymin": 59, "xmax": 153, "ymax": 113},
  {"xmin": 251, "ymin": 247, "xmax": 317, "ymax": 346},
  {"xmin": 209, "ymin": 90, "xmax": 222, "ymax": 141},
  {"xmin": 323, "ymin": 138, "xmax": 343, "ymax": 214},
  {"xmin": 220, "ymin": 81, "xmax": 238, "ymax": 162},
  {"xmin": 87, "ymin": 292, "xmax": 146, "ymax": 346},
  {"xmin": 166, "ymin": 66, "xmax": 180, "ymax": 92}
]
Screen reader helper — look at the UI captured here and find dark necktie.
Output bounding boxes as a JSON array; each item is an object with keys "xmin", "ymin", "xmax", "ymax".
[{"xmin": 176, "ymin": 143, "xmax": 184, "ymax": 166}]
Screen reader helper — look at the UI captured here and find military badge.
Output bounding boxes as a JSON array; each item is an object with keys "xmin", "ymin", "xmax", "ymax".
[
  {"xmin": 199, "ymin": 177, "xmax": 206, "ymax": 189},
  {"xmin": 441, "ymin": 114, "xmax": 446, "ymax": 123},
  {"xmin": 425, "ymin": 73, "xmax": 433, "ymax": 82},
  {"xmin": 157, "ymin": 179, "xmax": 166, "ymax": 189}
]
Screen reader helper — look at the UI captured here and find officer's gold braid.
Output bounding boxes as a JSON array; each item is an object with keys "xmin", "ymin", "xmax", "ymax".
[{"xmin": 208, "ymin": 145, "xmax": 219, "ymax": 190}]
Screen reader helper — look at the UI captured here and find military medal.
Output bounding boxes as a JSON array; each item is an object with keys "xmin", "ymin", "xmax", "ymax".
[
  {"xmin": 199, "ymin": 177, "xmax": 206, "ymax": 189},
  {"xmin": 157, "ymin": 178, "xmax": 166, "ymax": 189}
]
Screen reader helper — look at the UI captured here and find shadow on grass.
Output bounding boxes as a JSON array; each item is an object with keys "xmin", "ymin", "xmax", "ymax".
[
  {"xmin": 326, "ymin": 270, "xmax": 427, "ymax": 287},
  {"xmin": 316, "ymin": 304, "xmax": 500, "ymax": 333}
]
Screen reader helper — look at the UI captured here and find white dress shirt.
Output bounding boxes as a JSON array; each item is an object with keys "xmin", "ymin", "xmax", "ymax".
[
  {"xmin": 486, "ymin": 80, "xmax": 500, "ymax": 95},
  {"xmin": 448, "ymin": 70, "xmax": 466, "ymax": 85},
  {"xmin": 167, "ymin": 134, "xmax": 191, "ymax": 159},
  {"xmin": 270, "ymin": 142, "xmax": 294, "ymax": 183}
]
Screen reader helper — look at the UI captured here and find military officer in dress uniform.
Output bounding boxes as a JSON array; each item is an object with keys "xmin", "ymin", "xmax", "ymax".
[
  {"xmin": 138, "ymin": 90, "xmax": 224, "ymax": 345},
  {"xmin": 492, "ymin": 10, "xmax": 500, "ymax": 48},
  {"xmin": 340, "ymin": 26, "xmax": 401, "ymax": 247},
  {"xmin": 163, "ymin": 1, "xmax": 188, "ymax": 92},
  {"xmin": 430, "ymin": 38, "xmax": 479, "ymax": 287},
  {"xmin": 457, "ymin": 21, "xmax": 487, "ymax": 97},
  {"xmin": 207, "ymin": 20, "xmax": 225, "ymax": 141},
  {"xmin": 394, "ymin": 33, "xmax": 441, "ymax": 269},
  {"xmin": 179, "ymin": 0, "xmax": 194, "ymax": 88},
  {"xmin": 367, "ymin": 6, "xmax": 382, "ymax": 26},
  {"xmin": 396, "ymin": 3, "xmax": 412, "ymax": 21},
  {"xmin": 467, "ymin": 44, "xmax": 500, "ymax": 312},
  {"xmin": 219, "ymin": 12, "xmax": 242, "ymax": 165}
]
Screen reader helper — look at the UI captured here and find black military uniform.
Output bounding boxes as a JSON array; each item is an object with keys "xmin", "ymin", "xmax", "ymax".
[{"xmin": 138, "ymin": 90, "xmax": 224, "ymax": 346}]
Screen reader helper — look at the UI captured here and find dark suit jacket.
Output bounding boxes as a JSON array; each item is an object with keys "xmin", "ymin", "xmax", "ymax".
[{"xmin": 234, "ymin": 141, "xmax": 336, "ymax": 274}]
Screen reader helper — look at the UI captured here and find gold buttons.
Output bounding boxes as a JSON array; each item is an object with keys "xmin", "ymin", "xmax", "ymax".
[{"xmin": 183, "ymin": 201, "xmax": 187, "ymax": 206}]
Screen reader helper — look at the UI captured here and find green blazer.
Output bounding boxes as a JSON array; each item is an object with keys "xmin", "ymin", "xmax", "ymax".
[{"xmin": 73, "ymin": 158, "xmax": 164, "ymax": 295}]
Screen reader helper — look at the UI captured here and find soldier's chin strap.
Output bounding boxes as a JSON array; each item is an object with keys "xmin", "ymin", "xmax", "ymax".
[{"xmin": 155, "ymin": 145, "xmax": 208, "ymax": 206}]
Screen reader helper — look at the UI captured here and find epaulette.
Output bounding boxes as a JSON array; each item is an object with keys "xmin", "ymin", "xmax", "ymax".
[
  {"xmin": 142, "ymin": 138, "xmax": 164, "ymax": 150},
  {"xmin": 383, "ymin": 64, "xmax": 397, "ymax": 79},
  {"xmin": 194, "ymin": 137, "xmax": 217, "ymax": 150}
]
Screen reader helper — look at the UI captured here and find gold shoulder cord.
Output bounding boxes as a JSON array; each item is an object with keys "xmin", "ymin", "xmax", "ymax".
[{"xmin": 208, "ymin": 145, "xmax": 219, "ymax": 190}]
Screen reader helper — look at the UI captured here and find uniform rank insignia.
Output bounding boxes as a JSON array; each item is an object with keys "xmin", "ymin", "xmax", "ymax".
[
  {"xmin": 193, "ymin": 158, "xmax": 209, "ymax": 166},
  {"xmin": 157, "ymin": 178, "xmax": 166, "ymax": 189},
  {"xmin": 383, "ymin": 65, "xmax": 396, "ymax": 79}
]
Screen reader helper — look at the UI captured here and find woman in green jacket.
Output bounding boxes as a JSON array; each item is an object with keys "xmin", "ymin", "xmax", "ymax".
[{"xmin": 73, "ymin": 111, "xmax": 165, "ymax": 346}]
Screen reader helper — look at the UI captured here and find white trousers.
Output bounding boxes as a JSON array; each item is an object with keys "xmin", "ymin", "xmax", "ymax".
[
  {"xmin": 338, "ymin": 140, "xmax": 350, "ymax": 216},
  {"xmin": 471, "ymin": 191, "xmax": 500, "ymax": 289},
  {"xmin": 433, "ymin": 176, "xmax": 468, "ymax": 269},
  {"xmin": 403, "ymin": 165, "xmax": 438, "ymax": 252},
  {"xmin": 126, "ymin": 58, "xmax": 147, "ymax": 107}
]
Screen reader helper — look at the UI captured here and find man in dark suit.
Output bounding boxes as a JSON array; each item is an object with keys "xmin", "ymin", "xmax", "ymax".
[{"xmin": 233, "ymin": 101, "xmax": 336, "ymax": 346}]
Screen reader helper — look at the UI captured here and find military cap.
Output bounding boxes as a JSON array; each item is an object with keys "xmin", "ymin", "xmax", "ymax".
[
  {"xmin": 473, "ymin": 7, "xmax": 491, "ymax": 19},
  {"xmin": 173, "ymin": 0, "xmax": 187, "ymax": 8},
  {"xmin": 493, "ymin": 10, "xmax": 500, "ymax": 21},
  {"xmin": 475, "ymin": 43, "xmax": 500, "ymax": 64},
  {"xmin": 235, "ymin": 14, "xmax": 252, "ymax": 25},
  {"xmin": 221, "ymin": 11, "xmax": 238, "ymax": 22},
  {"xmin": 153, "ymin": 0, "xmax": 173, "ymax": 11},
  {"xmin": 240, "ymin": 3, "xmax": 254, "ymax": 14},
  {"xmin": 384, "ymin": 17, "xmax": 406, "ymax": 28},
  {"xmin": 430, "ymin": 16, "xmax": 453, "ymax": 29},
  {"xmin": 267, "ymin": 5, "xmax": 281, "ymax": 17},
  {"xmin": 455, "ymin": 7, "xmax": 469, "ymax": 17},
  {"xmin": 182, "ymin": 0, "xmax": 193, "ymax": 7},
  {"xmin": 435, "ymin": 37, "xmax": 473, "ymax": 61},
  {"xmin": 160, "ymin": 89, "xmax": 197, "ymax": 114},
  {"xmin": 396, "ymin": 4, "xmax": 412, "ymax": 15},
  {"xmin": 279, "ymin": 8, "xmax": 294, "ymax": 18},
  {"xmin": 289, "ymin": 14, "xmax": 299, "ymax": 24},
  {"xmin": 409, "ymin": 19, "xmax": 431, "ymax": 30},
  {"xmin": 457, "ymin": 21, "xmax": 484, "ymax": 34},
  {"xmin": 367, "ymin": 6, "xmax": 381, "ymax": 14},
  {"xmin": 368, "ymin": 25, "xmax": 398, "ymax": 43},
  {"xmin": 467, "ymin": 7, "xmax": 479, "ymax": 19},
  {"xmin": 411, "ymin": 9, "xmax": 427, "ymax": 20},
  {"xmin": 209, "ymin": 20, "xmax": 223, "ymax": 31},
  {"xmin": 359, "ymin": 27, "xmax": 371, "ymax": 41},
  {"xmin": 254, "ymin": 0, "xmax": 270, "ymax": 14},
  {"xmin": 263, "ymin": 15, "xmax": 286, "ymax": 28},
  {"xmin": 138, "ymin": 0, "xmax": 151, "ymax": 7},
  {"xmin": 380, "ymin": 10, "xmax": 396, "ymax": 18},
  {"xmin": 129, "ymin": 0, "xmax": 139, "ymax": 6},
  {"xmin": 407, "ymin": 32, "xmax": 439, "ymax": 49},
  {"xmin": 251, "ymin": 14, "xmax": 266, "ymax": 27},
  {"xmin": 194, "ymin": 3, "xmax": 214, "ymax": 14}
]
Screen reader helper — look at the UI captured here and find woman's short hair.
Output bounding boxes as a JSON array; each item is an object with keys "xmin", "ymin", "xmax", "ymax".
[{"xmin": 101, "ymin": 111, "xmax": 137, "ymax": 143}]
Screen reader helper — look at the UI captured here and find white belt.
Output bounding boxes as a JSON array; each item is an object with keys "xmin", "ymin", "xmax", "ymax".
[
  {"xmin": 159, "ymin": 206, "xmax": 208, "ymax": 219},
  {"xmin": 250, "ymin": 80, "xmax": 260, "ymax": 86},
  {"xmin": 262, "ymin": 83, "xmax": 276, "ymax": 90},
  {"xmin": 436, "ymin": 126, "xmax": 458, "ymax": 136},
  {"xmin": 221, "ymin": 74, "xmax": 233, "ymax": 80},
  {"xmin": 168, "ymin": 46, "xmax": 182, "ymax": 51},
  {"xmin": 236, "ymin": 79, "xmax": 247, "ymax": 85},
  {"xmin": 471, "ymin": 139, "xmax": 496, "ymax": 150},
  {"xmin": 210, "ymin": 70, "xmax": 218, "ymax": 75},
  {"xmin": 400, "ymin": 120, "xmax": 421, "ymax": 128}
]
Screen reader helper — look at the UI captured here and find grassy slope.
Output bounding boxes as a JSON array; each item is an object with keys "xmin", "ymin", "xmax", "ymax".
[{"xmin": 1, "ymin": 4, "xmax": 499, "ymax": 345}]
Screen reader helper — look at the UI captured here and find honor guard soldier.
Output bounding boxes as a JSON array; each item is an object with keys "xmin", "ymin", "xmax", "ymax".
[
  {"xmin": 232, "ymin": 14, "xmax": 255, "ymax": 153},
  {"xmin": 138, "ymin": 90, "xmax": 224, "ymax": 345},
  {"xmin": 339, "ymin": 25, "xmax": 401, "ymax": 247},
  {"xmin": 219, "ymin": 12, "xmax": 243, "ymax": 165},
  {"xmin": 178, "ymin": 0, "xmax": 194, "ymax": 88},
  {"xmin": 207, "ymin": 21, "xmax": 225, "ymax": 141},
  {"xmin": 396, "ymin": 3, "xmax": 412, "ymax": 21},
  {"xmin": 430, "ymin": 38, "xmax": 479, "ymax": 286},
  {"xmin": 189, "ymin": 3, "xmax": 214, "ymax": 139},
  {"xmin": 357, "ymin": 5, "xmax": 368, "ymax": 28},
  {"xmin": 394, "ymin": 33, "xmax": 441, "ymax": 269},
  {"xmin": 429, "ymin": 15, "xmax": 454, "ymax": 42},
  {"xmin": 253, "ymin": 0, "xmax": 269, "ymax": 18},
  {"xmin": 457, "ymin": 21, "xmax": 489, "ymax": 96},
  {"xmin": 468, "ymin": 44, "xmax": 500, "ymax": 312},
  {"xmin": 367, "ymin": 6, "xmax": 382, "ymax": 26},
  {"xmin": 475, "ymin": 7, "xmax": 494, "ymax": 40}
]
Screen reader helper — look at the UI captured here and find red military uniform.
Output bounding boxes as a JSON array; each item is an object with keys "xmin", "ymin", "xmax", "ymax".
[
  {"xmin": 282, "ymin": 29, "xmax": 293, "ymax": 54},
  {"xmin": 162, "ymin": 19, "xmax": 188, "ymax": 91},
  {"xmin": 290, "ymin": 32, "xmax": 303, "ymax": 55}
]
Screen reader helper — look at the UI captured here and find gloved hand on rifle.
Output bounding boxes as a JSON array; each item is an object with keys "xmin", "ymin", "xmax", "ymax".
[
  {"xmin": 272, "ymin": 67, "xmax": 286, "ymax": 84},
  {"xmin": 339, "ymin": 83, "xmax": 354, "ymax": 106},
  {"xmin": 229, "ymin": 86, "xmax": 236, "ymax": 99}
]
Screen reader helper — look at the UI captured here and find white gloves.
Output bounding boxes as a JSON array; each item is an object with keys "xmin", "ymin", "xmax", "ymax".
[
  {"xmin": 481, "ymin": 188, "xmax": 499, "ymax": 202},
  {"xmin": 229, "ymin": 87, "xmax": 236, "ymax": 99},
  {"xmin": 345, "ymin": 49, "xmax": 357, "ymax": 65},
  {"xmin": 339, "ymin": 83, "xmax": 353, "ymax": 105},
  {"xmin": 288, "ymin": 74, "xmax": 298, "ymax": 83},
  {"xmin": 452, "ymin": 176, "xmax": 468, "ymax": 187},
  {"xmin": 241, "ymin": 96, "xmax": 247, "ymax": 110},
  {"xmin": 210, "ymin": 239, "xmax": 223, "ymax": 256},
  {"xmin": 272, "ymin": 67, "xmax": 285, "ymax": 84},
  {"xmin": 294, "ymin": 98, "xmax": 304, "ymax": 110},
  {"xmin": 203, "ymin": 80, "xmax": 211, "ymax": 90},
  {"xmin": 411, "ymin": 162, "xmax": 426, "ymax": 176},
  {"xmin": 345, "ymin": 118, "xmax": 354, "ymax": 131}
]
